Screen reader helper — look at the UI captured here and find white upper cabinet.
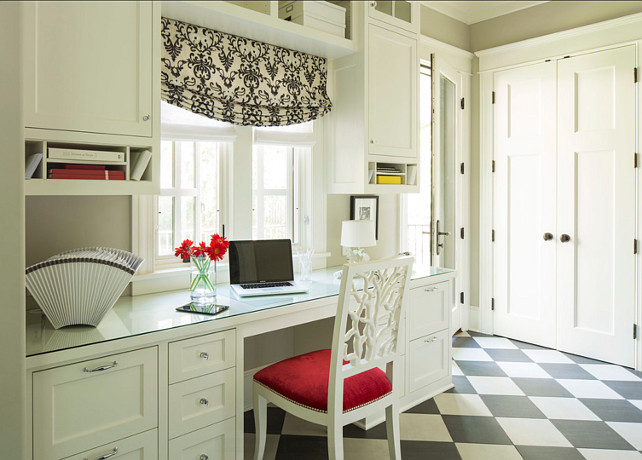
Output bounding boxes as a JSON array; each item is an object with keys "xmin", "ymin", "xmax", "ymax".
[
  {"xmin": 23, "ymin": 1, "xmax": 154, "ymax": 137},
  {"xmin": 367, "ymin": 0, "xmax": 419, "ymax": 34},
  {"xmin": 326, "ymin": 2, "xmax": 419, "ymax": 194},
  {"xmin": 367, "ymin": 23, "xmax": 417, "ymax": 158}
]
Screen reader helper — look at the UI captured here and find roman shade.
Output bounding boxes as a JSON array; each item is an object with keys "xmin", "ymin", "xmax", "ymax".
[{"xmin": 160, "ymin": 17, "xmax": 332, "ymax": 127}]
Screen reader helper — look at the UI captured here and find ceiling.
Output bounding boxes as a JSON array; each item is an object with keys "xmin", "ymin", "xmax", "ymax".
[{"xmin": 421, "ymin": 1, "xmax": 549, "ymax": 25}]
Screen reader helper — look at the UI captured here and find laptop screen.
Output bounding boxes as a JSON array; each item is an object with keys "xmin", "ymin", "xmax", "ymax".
[{"xmin": 228, "ymin": 239, "xmax": 294, "ymax": 284}]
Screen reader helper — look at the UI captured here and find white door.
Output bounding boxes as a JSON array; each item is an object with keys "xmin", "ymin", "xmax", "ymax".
[
  {"xmin": 557, "ymin": 46, "xmax": 636, "ymax": 367},
  {"xmin": 493, "ymin": 61, "xmax": 558, "ymax": 348},
  {"xmin": 432, "ymin": 57, "xmax": 461, "ymax": 334}
]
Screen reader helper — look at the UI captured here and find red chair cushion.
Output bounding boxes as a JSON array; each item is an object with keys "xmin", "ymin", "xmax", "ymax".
[{"xmin": 253, "ymin": 349, "xmax": 392, "ymax": 413}]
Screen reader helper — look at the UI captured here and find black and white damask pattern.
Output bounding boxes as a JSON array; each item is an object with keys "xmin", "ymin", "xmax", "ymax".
[{"xmin": 161, "ymin": 17, "xmax": 332, "ymax": 127}]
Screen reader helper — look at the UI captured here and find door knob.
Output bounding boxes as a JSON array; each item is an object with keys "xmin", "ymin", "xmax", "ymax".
[
  {"xmin": 543, "ymin": 232, "xmax": 553, "ymax": 241},
  {"xmin": 560, "ymin": 234, "xmax": 571, "ymax": 243}
]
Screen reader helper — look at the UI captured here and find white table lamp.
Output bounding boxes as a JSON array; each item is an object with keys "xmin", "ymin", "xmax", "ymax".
[{"xmin": 341, "ymin": 220, "xmax": 376, "ymax": 263}]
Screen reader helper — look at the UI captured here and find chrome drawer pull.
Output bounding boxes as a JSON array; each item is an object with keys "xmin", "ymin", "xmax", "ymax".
[
  {"xmin": 200, "ymin": 397, "xmax": 209, "ymax": 406},
  {"xmin": 200, "ymin": 352, "xmax": 209, "ymax": 360},
  {"xmin": 83, "ymin": 361, "xmax": 117, "ymax": 373},
  {"xmin": 424, "ymin": 287, "xmax": 438, "ymax": 292},
  {"xmin": 200, "ymin": 455, "xmax": 209, "ymax": 460},
  {"xmin": 424, "ymin": 336, "xmax": 438, "ymax": 343},
  {"xmin": 85, "ymin": 447, "xmax": 117, "ymax": 460}
]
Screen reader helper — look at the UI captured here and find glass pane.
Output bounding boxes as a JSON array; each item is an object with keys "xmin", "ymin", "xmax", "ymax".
[
  {"xmin": 394, "ymin": 1, "xmax": 411, "ymax": 22},
  {"xmin": 406, "ymin": 68, "xmax": 432, "ymax": 266},
  {"xmin": 179, "ymin": 141, "xmax": 195, "ymax": 188},
  {"xmin": 439, "ymin": 75, "xmax": 456, "ymax": 270},
  {"xmin": 199, "ymin": 142, "xmax": 219, "ymax": 241},
  {"xmin": 181, "ymin": 196, "xmax": 195, "ymax": 242},
  {"xmin": 375, "ymin": 0, "xmax": 392, "ymax": 15},
  {"xmin": 160, "ymin": 140, "xmax": 174, "ymax": 189},
  {"xmin": 157, "ymin": 196, "xmax": 174, "ymax": 256},
  {"xmin": 263, "ymin": 195, "xmax": 287, "ymax": 239},
  {"xmin": 263, "ymin": 146, "xmax": 288, "ymax": 189}
]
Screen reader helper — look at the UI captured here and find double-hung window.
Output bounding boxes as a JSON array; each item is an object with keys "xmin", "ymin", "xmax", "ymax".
[
  {"xmin": 252, "ymin": 122, "xmax": 314, "ymax": 250},
  {"xmin": 155, "ymin": 102, "xmax": 234, "ymax": 268}
]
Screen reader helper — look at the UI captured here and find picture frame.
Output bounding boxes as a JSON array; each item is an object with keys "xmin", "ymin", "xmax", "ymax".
[{"xmin": 350, "ymin": 195, "xmax": 379, "ymax": 239}]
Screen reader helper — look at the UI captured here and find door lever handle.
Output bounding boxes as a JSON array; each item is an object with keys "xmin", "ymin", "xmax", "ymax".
[{"xmin": 543, "ymin": 232, "xmax": 554, "ymax": 241}]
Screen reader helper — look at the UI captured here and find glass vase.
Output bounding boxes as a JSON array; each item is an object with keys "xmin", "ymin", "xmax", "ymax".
[{"xmin": 190, "ymin": 256, "xmax": 216, "ymax": 305}]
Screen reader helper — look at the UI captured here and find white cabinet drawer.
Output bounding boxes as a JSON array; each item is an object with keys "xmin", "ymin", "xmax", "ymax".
[
  {"xmin": 169, "ymin": 329, "xmax": 235, "ymax": 384},
  {"xmin": 169, "ymin": 418, "xmax": 235, "ymax": 460},
  {"xmin": 62, "ymin": 429, "xmax": 157, "ymax": 460},
  {"xmin": 407, "ymin": 281, "xmax": 449, "ymax": 340},
  {"xmin": 407, "ymin": 329, "xmax": 449, "ymax": 394},
  {"xmin": 169, "ymin": 368, "xmax": 236, "ymax": 439},
  {"xmin": 33, "ymin": 347, "xmax": 158, "ymax": 460}
]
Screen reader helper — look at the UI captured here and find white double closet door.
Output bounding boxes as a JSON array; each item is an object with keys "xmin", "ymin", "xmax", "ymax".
[{"xmin": 493, "ymin": 45, "xmax": 636, "ymax": 367}]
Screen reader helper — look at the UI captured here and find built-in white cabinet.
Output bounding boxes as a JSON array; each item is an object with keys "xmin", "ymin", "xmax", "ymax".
[
  {"xmin": 367, "ymin": 0, "xmax": 419, "ymax": 34},
  {"xmin": 23, "ymin": 1, "xmax": 154, "ymax": 137},
  {"xmin": 32, "ymin": 347, "xmax": 158, "ymax": 460},
  {"xmin": 63, "ymin": 430, "xmax": 158, "ymax": 460},
  {"xmin": 326, "ymin": 1, "xmax": 419, "ymax": 194},
  {"xmin": 404, "ymin": 279, "xmax": 451, "ymax": 399}
]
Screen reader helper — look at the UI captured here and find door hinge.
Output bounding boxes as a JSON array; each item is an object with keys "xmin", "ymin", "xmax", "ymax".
[
  {"xmin": 492, "ymin": 160, "xmax": 496, "ymax": 173},
  {"xmin": 492, "ymin": 91, "xmax": 496, "ymax": 104},
  {"xmin": 634, "ymin": 323, "xmax": 638, "ymax": 340},
  {"xmin": 460, "ymin": 227, "xmax": 465, "ymax": 239},
  {"xmin": 460, "ymin": 292, "xmax": 465, "ymax": 304},
  {"xmin": 635, "ymin": 239, "xmax": 639, "ymax": 254},
  {"xmin": 491, "ymin": 298, "xmax": 495, "ymax": 311},
  {"xmin": 461, "ymin": 97, "xmax": 465, "ymax": 110},
  {"xmin": 492, "ymin": 229, "xmax": 495, "ymax": 242},
  {"xmin": 460, "ymin": 162, "xmax": 465, "ymax": 174},
  {"xmin": 635, "ymin": 153, "xmax": 639, "ymax": 168},
  {"xmin": 635, "ymin": 67, "xmax": 638, "ymax": 83}
]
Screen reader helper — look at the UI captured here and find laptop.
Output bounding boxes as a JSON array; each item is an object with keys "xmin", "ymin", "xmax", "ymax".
[{"xmin": 229, "ymin": 239, "xmax": 309, "ymax": 297}]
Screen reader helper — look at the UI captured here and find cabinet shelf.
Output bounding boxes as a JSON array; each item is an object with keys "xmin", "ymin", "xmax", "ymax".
[{"xmin": 161, "ymin": 1, "xmax": 357, "ymax": 60}]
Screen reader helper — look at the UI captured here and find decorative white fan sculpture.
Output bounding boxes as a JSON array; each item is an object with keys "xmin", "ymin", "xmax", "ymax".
[{"xmin": 25, "ymin": 247, "xmax": 143, "ymax": 329}]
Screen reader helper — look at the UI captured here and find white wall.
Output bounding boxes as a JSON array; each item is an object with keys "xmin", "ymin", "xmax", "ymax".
[{"xmin": 0, "ymin": 2, "xmax": 26, "ymax": 457}]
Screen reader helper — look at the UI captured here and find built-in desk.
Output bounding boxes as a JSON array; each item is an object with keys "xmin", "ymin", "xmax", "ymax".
[{"xmin": 25, "ymin": 266, "xmax": 455, "ymax": 460}]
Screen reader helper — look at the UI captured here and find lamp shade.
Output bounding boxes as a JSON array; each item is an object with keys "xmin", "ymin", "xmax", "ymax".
[{"xmin": 341, "ymin": 220, "xmax": 376, "ymax": 248}]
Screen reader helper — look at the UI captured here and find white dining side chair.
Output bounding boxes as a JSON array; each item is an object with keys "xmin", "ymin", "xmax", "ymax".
[{"xmin": 252, "ymin": 255, "xmax": 414, "ymax": 460}]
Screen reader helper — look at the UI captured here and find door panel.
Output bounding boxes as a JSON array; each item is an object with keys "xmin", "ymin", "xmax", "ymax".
[
  {"xmin": 493, "ymin": 61, "xmax": 557, "ymax": 348},
  {"xmin": 557, "ymin": 46, "xmax": 636, "ymax": 367}
]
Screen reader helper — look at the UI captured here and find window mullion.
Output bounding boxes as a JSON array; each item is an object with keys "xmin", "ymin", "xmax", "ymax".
[
  {"xmin": 194, "ymin": 141, "xmax": 202, "ymax": 242},
  {"xmin": 174, "ymin": 141, "xmax": 183, "ymax": 247}
]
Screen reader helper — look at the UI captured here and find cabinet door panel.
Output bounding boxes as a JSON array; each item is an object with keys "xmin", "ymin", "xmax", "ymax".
[
  {"xmin": 368, "ymin": 23, "xmax": 417, "ymax": 158},
  {"xmin": 24, "ymin": 1, "xmax": 152, "ymax": 137},
  {"xmin": 407, "ymin": 281, "xmax": 449, "ymax": 340},
  {"xmin": 33, "ymin": 347, "xmax": 158, "ymax": 460},
  {"xmin": 62, "ymin": 429, "xmax": 157, "ymax": 460},
  {"xmin": 169, "ymin": 418, "xmax": 236, "ymax": 460},
  {"xmin": 169, "ymin": 368, "xmax": 236, "ymax": 439},
  {"xmin": 407, "ymin": 329, "xmax": 449, "ymax": 393}
]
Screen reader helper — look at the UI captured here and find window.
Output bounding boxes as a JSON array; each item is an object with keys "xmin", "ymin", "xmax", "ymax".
[
  {"xmin": 157, "ymin": 140, "xmax": 228, "ymax": 260},
  {"xmin": 401, "ymin": 62, "xmax": 432, "ymax": 266},
  {"xmin": 252, "ymin": 122, "xmax": 314, "ymax": 249}
]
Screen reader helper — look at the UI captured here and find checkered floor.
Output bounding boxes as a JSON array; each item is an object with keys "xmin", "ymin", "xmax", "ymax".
[{"xmin": 244, "ymin": 330, "xmax": 642, "ymax": 459}]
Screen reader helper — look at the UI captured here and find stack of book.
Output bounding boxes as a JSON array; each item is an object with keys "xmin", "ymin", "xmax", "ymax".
[{"xmin": 48, "ymin": 164, "xmax": 125, "ymax": 180}]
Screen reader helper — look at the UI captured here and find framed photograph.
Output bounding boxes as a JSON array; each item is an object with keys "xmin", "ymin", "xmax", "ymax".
[{"xmin": 350, "ymin": 195, "xmax": 379, "ymax": 239}]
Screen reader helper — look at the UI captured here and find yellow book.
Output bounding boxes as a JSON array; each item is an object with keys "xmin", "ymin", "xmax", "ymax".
[{"xmin": 377, "ymin": 175, "xmax": 402, "ymax": 184}]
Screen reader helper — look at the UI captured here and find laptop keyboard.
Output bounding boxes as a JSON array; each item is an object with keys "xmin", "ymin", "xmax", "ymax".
[{"xmin": 240, "ymin": 281, "xmax": 293, "ymax": 289}]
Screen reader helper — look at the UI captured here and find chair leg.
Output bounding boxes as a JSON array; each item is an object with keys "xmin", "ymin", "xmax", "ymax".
[
  {"xmin": 253, "ymin": 389, "xmax": 267, "ymax": 460},
  {"xmin": 327, "ymin": 419, "xmax": 344, "ymax": 460},
  {"xmin": 386, "ymin": 403, "xmax": 401, "ymax": 460}
]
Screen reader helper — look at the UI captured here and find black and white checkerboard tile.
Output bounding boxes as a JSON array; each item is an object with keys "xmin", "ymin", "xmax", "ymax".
[{"xmin": 244, "ymin": 331, "xmax": 642, "ymax": 459}]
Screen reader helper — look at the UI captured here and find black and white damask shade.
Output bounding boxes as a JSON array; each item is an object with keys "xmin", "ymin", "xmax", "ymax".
[{"xmin": 161, "ymin": 17, "xmax": 333, "ymax": 127}]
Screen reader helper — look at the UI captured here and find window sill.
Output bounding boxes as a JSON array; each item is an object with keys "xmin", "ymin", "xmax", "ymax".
[{"xmin": 131, "ymin": 252, "xmax": 331, "ymax": 296}]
